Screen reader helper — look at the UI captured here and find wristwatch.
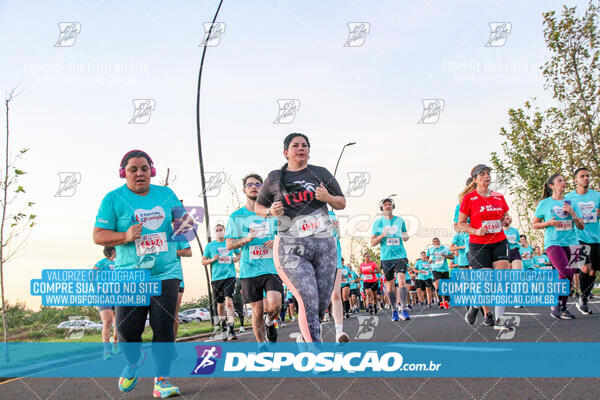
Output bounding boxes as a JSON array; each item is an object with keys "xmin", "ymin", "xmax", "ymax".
[{"xmin": 267, "ymin": 208, "xmax": 272, "ymax": 218}]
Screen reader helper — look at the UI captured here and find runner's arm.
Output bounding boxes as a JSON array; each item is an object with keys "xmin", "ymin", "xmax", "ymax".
[
  {"xmin": 457, "ymin": 212, "xmax": 479, "ymax": 235},
  {"xmin": 371, "ymin": 233, "xmax": 386, "ymax": 246},
  {"xmin": 226, "ymin": 237, "xmax": 252, "ymax": 251},
  {"xmin": 93, "ymin": 227, "xmax": 129, "ymax": 246},
  {"xmin": 177, "ymin": 248, "xmax": 192, "ymax": 257},
  {"xmin": 202, "ymin": 255, "xmax": 218, "ymax": 266},
  {"xmin": 449, "ymin": 244, "xmax": 465, "ymax": 252}
]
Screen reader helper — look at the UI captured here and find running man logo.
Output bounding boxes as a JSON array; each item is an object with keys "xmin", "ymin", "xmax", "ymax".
[
  {"xmin": 55, "ymin": 172, "xmax": 81, "ymax": 197},
  {"xmin": 191, "ymin": 345, "xmax": 222, "ymax": 375},
  {"xmin": 200, "ymin": 22, "xmax": 226, "ymax": 47},
  {"xmin": 281, "ymin": 244, "xmax": 305, "ymax": 269},
  {"xmin": 344, "ymin": 22, "xmax": 370, "ymax": 47},
  {"xmin": 345, "ymin": 172, "xmax": 371, "ymax": 197},
  {"xmin": 489, "ymin": 171, "xmax": 508, "ymax": 195},
  {"xmin": 65, "ymin": 316, "xmax": 89, "ymax": 340},
  {"xmin": 200, "ymin": 172, "xmax": 226, "ymax": 197},
  {"xmin": 494, "ymin": 316, "xmax": 520, "ymax": 340},
  {"xmin": 55, "ymin": 22, "xmax": 81, "ymax": 47},
  {"xmin": 274, "ymin": 99, "xmax": 300, "ymax": 124},
  {"xmin": 171, "ymin": 206, "xmax": 204, "ymax": 242},
  {"xmin": 354, "ymin": 316, "xmax": 379, "ymax": 340},
  {"xmin": 485, "ymin": 22, "xmax": 512, "ymax": 47},
  {"xmin": 418, "ymin": 99, "xmax": 445, "ymax": 124},
  {"xmin": 129, "ymin": 99, "xmax": 156, "ymax": 124},
  {"xmin": 568, "ymin": 245, "xmax": 590, "ymax": 270}
]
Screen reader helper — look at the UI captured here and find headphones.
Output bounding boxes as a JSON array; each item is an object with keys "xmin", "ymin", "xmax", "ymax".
[
  {"xmin": 119, "ymin": 150, "xmax": 156, "ymax": 178},
  {"xmin": 379, "ymin": 198, "xmax": 395, "ymax": 211}
]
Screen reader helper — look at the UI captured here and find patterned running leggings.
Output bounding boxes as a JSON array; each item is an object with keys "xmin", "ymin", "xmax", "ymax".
[{"xmin": 274, "ymin": 235, "xmax": 337, "ymax": 343}]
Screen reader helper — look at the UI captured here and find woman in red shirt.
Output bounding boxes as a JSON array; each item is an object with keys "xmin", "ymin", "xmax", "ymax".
[
  {"xmin": 359, "ymin": 252, "xmax": 382, "ymax": 314},
  {"xmin": 458, "ymin": 164, "xmax": 510, "ymax": 327}
]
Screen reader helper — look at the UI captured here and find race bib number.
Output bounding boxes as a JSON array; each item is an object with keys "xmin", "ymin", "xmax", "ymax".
[
  {"xmin": 249, "ymin": 245, "xmax": 272, "ymax": 260},
  {"xmin": 434, "ymin": 255, "xmax": 444, "ymax": 264},
  {"xmin": 386, "ymin": 237, "xmax": 400, "ymax": 246},
  {"xmin": 482, "ymin": 220, "xmax": 502, "ymax": 233},
  {"xmin": 522, "ymin": 252, "xmax": 531, "ymax": 260},
  {"xmin": 567, "ymin": 245, "xmax": 589, "ymax": 269},
  {"xmin": 135, "ymin": 232, "xmax": 168, "ymax": 256},
  {"xmin": 362, "ymin": 274, "xmax": 373, "ymax": 281},
  {"xmin": 217, "ymin": 248, "xmax": 232, "ymax": 263},
  {"xmin": 296, "ymin": 215, "xmax": 326, "ymax": 237},
  {"xmin": 505, "ymin": 234, "xmax": 517, "ymax": 244},
  {"xmin": 341, "ymin": 277, "xmax": 348, "ymax": 284},
  {"xmin": 555, "ymin": 220, "xmax": 573, "ymax": 231}
]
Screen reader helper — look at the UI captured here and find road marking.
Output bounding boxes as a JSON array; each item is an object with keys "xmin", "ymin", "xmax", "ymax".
[
  {"xmin": 409, "ymin": 313, "xmax": 447, "ymax": 318},
  {"xmin": 0, "ymin": 378, "xmax": 21, "ymax": 386},
  {"xmin": 503, "ymin": 312, "xmax": 540, "ymax": 316}
]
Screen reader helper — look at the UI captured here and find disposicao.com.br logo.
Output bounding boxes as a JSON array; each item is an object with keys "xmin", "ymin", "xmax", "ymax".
[{"xmin": 223, "ymin": 351, "xmax": 441, "ymax": 373}]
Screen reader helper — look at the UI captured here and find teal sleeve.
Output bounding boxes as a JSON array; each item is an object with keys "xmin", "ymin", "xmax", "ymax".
[{"xmin": 95, "ymin": 193, "xmax": 117, "ymax": 230}]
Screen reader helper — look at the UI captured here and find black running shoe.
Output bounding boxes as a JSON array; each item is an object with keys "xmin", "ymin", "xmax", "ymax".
[
  {"xmin": 482, "ymin": 312, "xmax": 494, "ymax": 326},
  {"xmin": 464, "ymin": 306, "xmax": 479, "ymax": 326},
  {"xmin": 264, "ymin": 315, "xmax": 278, "ymax": 343},
  {"xmin": 576, "ymin": 297, "xmax": 591, "ymax": 315}
]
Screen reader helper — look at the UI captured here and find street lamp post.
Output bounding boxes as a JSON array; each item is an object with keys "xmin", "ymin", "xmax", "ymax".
[
  {"xmin": 333, "ymin": 142, "xmax": 356, "ymax": 179},
  {"xmin": 195, "ymin": 0, "xmax": 224, "ymax": 325}
]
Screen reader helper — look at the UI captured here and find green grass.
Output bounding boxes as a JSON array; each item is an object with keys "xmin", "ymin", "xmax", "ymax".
[{"xmin": 33, "ymin": 320, "xmax": 247, "ymax": 343}]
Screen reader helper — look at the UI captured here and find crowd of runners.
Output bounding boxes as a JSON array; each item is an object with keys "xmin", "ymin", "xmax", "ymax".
[{"xmin": 90, "ymin": 136, "xmax": 599, "ymax": 397}]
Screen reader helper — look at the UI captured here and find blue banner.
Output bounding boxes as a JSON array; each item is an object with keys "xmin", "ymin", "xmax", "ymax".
[
  {"xmin": 439, "ymin": 269, "xmax": 570, "ymax": 306},
  {"xmin": 30, "ymin": 269, "xmax": 162, "ymax": 306},
  {"xmin": 1, "ymin": 342, "xmax": 598, "ymax": 378}
]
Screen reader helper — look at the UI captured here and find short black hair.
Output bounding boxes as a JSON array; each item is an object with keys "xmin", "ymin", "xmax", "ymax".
[
  {"xmin": 215, "ymin": 224, "xmax": 225, "ymax": 230},
  {"xmin": 574, "ymin": 167, "xmax": 589, "ymax": 177},
  {"xmin": 432, "ymin": 237, "xmax": 440, "ymax": 242},
  {"xmin": 242, "ymin": 173, "xmax": 263, "ymax": 187},
  {"xmin": 521, "ymin": 234, "xmax": 527, "ymax": 239},
  {"xmin": 420, "ymin": 251, "xmax": 426, "ymax": 255},
  {"xmin": 103, "ymin": 246, "xmax": 115, "ymax": 258},
  {"xmin": 121, "ymin": 150, "xmax": 152, "ymax": 169}
]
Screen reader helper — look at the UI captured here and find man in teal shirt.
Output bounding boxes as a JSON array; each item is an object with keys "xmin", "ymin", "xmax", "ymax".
[
  {"xmin": 566, "ymin": 167, "xmax": 600, "ymax": 314},
  {"xmin": 371, "ymin": 198, "xmax": 410, "ymax": 321},
  {"xmin": 203, "ymin": 224, "xmax": 240, "ymax": 340},
  {"xmin": 226, "ymin": 173, "xmax": 282, "ymax": 346}
]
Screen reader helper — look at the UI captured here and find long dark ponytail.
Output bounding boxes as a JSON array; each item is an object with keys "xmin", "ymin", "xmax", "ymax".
[
  {"xmin": 541, "ymin": 173, "xmax": 561, "ymax": 200},
  {"xmin": 279, "ymin": 133, "xmax": 311, "ymax": 196}
]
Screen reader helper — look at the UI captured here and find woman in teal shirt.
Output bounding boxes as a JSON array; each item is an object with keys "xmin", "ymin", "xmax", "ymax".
[{"xmin": 93, "ymin": 150, "xmax": 190, "ymax": 398}]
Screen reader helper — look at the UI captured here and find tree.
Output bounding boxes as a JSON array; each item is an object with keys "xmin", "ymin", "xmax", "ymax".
[
  {"xmin": 1, "ymin": 87, "xmax": 36, "ymax": 353},
  {"xmin": 491, "ymin": 1, "xmax": 599, "ymax": 242}
]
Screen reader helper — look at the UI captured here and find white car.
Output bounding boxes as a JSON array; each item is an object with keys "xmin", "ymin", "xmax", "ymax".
[
  {"xmin": 180, "ymin": 308, "xmax": 211, "ymax": 322},
  {"xmin": 57, "ymin": 319, "xmax": 103, "ymax": 330}
]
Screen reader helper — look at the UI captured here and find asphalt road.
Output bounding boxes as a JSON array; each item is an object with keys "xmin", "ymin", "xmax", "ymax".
[{"xmin": 2, "ymin": 299, "xmax": 599, "ymax": 399}]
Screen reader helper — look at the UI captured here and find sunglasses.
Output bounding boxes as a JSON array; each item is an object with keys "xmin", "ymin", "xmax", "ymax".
[{"xmin": 245, "ymin": 182, "xmax": 262, "ymax": 188}]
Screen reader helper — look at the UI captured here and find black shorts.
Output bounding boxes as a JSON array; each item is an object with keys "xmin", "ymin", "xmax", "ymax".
[
  {"xmin": 363, "ymin": 281, "xmax": 378, "ymax": 291},
  {"xmin": 241, "ymin": 274, "xmax": 283, "ymax": 303},
  {"xmin": 381, "ymin": 258, "xmax": 409, "ymax": 281},
  {"xmin": 432, "ymin": 271, "xmax": 450, "ymax": 281},
  {"xmin": 178, "ymin": 286, "xmax": 185, "ymax": 293},
  {"xmin": 580, "ymin": 242, "xmax": 600, "ymax": 271},
  {"xmin": 468, "ymin": 240, "xmax": 509, "ymax": 269},
  {"xmin": 508, "ymin": 247, "xmax": 522, "ymax": 263},
  {"xmin": 350, "ymin": 288, "xmax": 360, "ymax": 297},
  {"xmin": 415, "ymin": 279, "xmax": 433, "ymax": 290},
  {"xmin": 341, "ymin": 283, "xmax": 351, "ymax": 289},
  {"xmin": 211, "ymin": 277, "xmax": 237, "ymax": 303}
]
